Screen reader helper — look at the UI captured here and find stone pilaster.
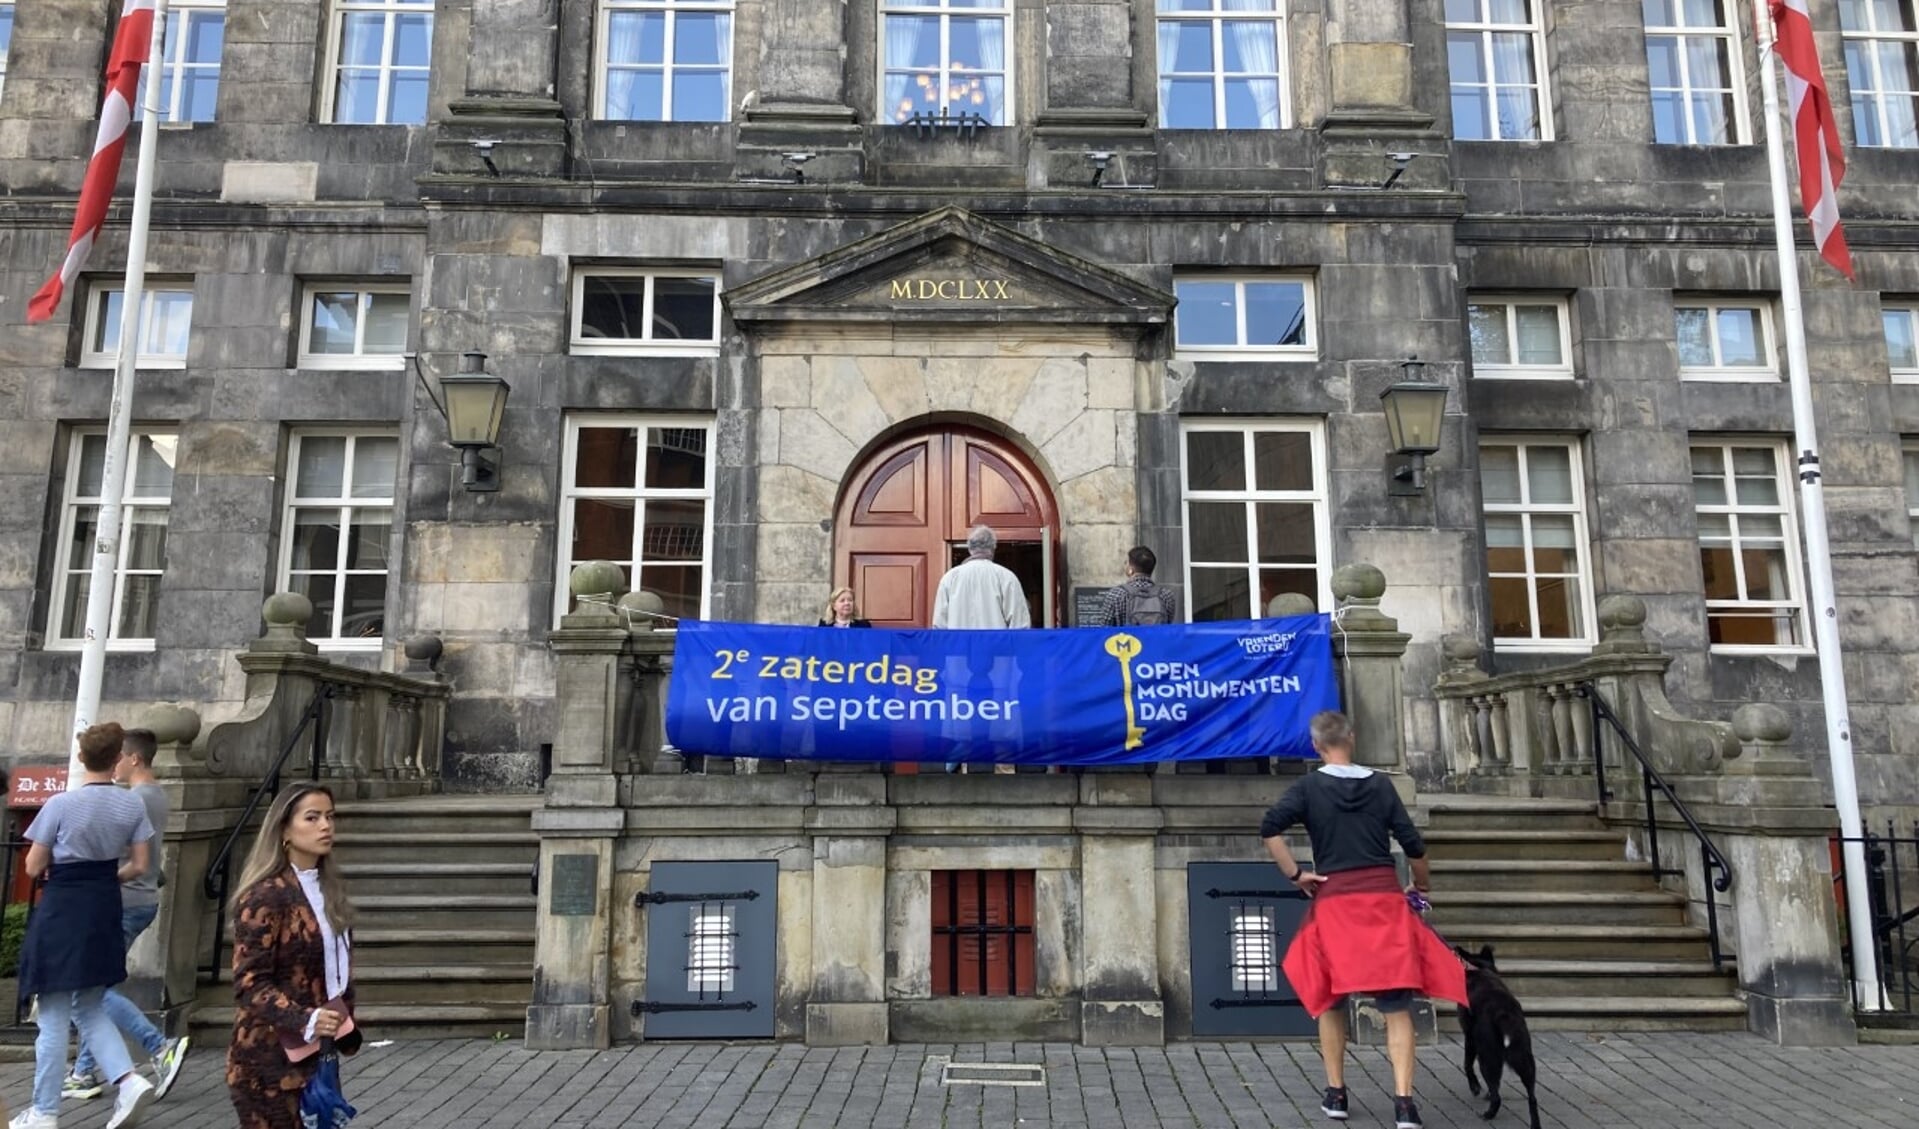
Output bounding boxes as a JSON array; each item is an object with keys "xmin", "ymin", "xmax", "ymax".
[
  {"xmin": 1076, "ymin": 773, "xmax": 1165, "ymax": 1044},
  {"xmin": 804, "ymin": 775, "xmax": 896, "ymax": 1044},
  {"xmin": 1317, "ymin": 0, "xmax": 1445, "ymax": 190},
  {"xmin": 431, "ymin": 0, "xmax": 565, "ymax": 179},
  {"xmin": 1330, "ymin": 564, "xmax": 1413, "ymax": 797},
  {"xmin": 736, "ymin": 0, "xmax": 863, "ymax": 183}
]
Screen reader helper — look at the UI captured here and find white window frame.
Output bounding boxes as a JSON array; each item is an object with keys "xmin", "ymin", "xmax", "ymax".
[
  {"xmin": 878, "ymin": 0, "xmax": 1014, "ymax": 127},
  {"xmin": 1178, "ymin": 419, "xmax": 1333, "ymax": 618},
  {"xmin": 1886, "ymin": 303, "xmax": 1919, "ymax": 381},
  {"xmin": 48, "ymin": 428, "xmax": 179, "ymax": 652},
  {"xmin": 1903, "ymin": 440, "xmax": 1919, "ymax": 550},
  {"xmin": 1172, "ymin": 275, "xmax": 1318, "ymax": 359},
  {"xmin": 555, "ymin": 415, "xmax": 717, "ymax": 628},
  {"xmin": 1445, "ymin": 0, "xmax": 1554, "ymax": 141},
  {"xmin": 1690, "ymin": 440, "xmax": 1809, "ymax": 653},
  {"xmin": 298, "ymin": 282, "xmax": 411, "ymax": 370},
  {"xmin": 1642, "ymin": 0, "xmax": 1750, "ymax": 145},
  {"xmin": 81, "ymin": 283, "xmax": 194, "ymax": 370},
  {"xmin": 279, "ymin": 431, "xmax": 399, "ymax": 650},
  {"xmin": 1467, "ymin": 294, "xmax": 1574, "ymax": 379},
  {"xmin": 321, "ymin": 0, "xmax": 434, "ymax": 125},
  {"xmin": 1840, "ymin": 0, "xmax": 1919, "ymax": 149},
  {"xmin": 0, "ymin": 0, "xmax": 16, "ymax": 103},
  {"xmin": 1154, "ymin": 0, "xmax": 1291, "ymax": 131},
  {"xmin": 594, "ymin": 0, "xmax": 736, "ymax": 122},
  {"xmin": 1479, "ymin": 436, "xmax": 1597, "ymax": 650},
  {"xmin": 1675, "ymin": 298, "xmax": 1777, "ymax": 381},
  {"xmin": 570, "ymin": 268, "xmax": 723, "ymax": 355},
  {"xmin": 140, "ymin": 0, "xmax": 226, "ymax": 124}
]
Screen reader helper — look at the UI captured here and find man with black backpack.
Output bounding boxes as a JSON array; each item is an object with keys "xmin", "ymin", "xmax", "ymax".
[{"xmin": 1089, "ymin": 546, "xmax": 1177, "ymax": 627}]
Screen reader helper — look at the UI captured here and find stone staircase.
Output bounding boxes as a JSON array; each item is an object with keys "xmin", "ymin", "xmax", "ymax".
[
  {"xmin": 193, "ymin": 794, "xmax": 539, "ymax": 1041},
  {"xmin": 1421, "ymin": 796, "xmax": 1747, "ymax": 1031}
]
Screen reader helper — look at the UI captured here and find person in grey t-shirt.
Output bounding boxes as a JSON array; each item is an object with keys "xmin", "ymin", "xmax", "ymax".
[{"xmin": 65, "ymin": 728, "xmax": 193, "ymax": 1102}]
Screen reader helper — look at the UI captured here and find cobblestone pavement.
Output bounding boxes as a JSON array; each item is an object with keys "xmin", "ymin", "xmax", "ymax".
[{"xmin": 4, "ymin": 1032, "xmax": 1917, "ymax": 1128}]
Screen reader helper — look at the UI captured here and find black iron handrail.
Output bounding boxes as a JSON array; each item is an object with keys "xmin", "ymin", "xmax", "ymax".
[
  {"xmin": 1577, "ymin": 680, "xmax": 1733, "ymax": 972},
  {"xmin": 1834, "ymin": 824, "xmax": 1919, "ymax": 1016},
  {"xmin": 199, "ymin": 682, "xmax": 337, "ymax": 979}
]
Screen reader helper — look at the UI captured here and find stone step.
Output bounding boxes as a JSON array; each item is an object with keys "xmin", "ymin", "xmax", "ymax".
[
  {"xmin": 1420, "ymin": 828, "xmax": 1630, "ymax": 862},
  {"xmin": 334, "ymin": 831, "xmax": 540, "ymax": 866},
  {"xmin": 190, "ymin": 1002, "xmax": 529, "ymax": 1043},
  {"xmin": 1432, "ymin": 923, "xmax": 1718, "ymax": 961},
  {"xmin": 1481, "ymin": 959, "xmax": 1739, "ymax": 999},
  {"xmin": 1426, "ymin": 891, "xmax": 1688, "ymax": 928},
  {"xmin": 1423, "ymin": 798, "xmax": 1605, "ymax": 833},
  {"xmin": 351, "ymin": 926, "xmax": 537, "ymax": 966},
  {"xmin": 208, "ymin": 962, "xmax": 534, "ymax": 1006},
  {"xmin": 1431, "ymin": 995, "xmax": 1748, "ymax": 1032},
  {"xmin": 1426, "ymin": 859, "xmax": 1661, "ymax": 893},
  {"xmin": 338, "ymin": 861, "xmax": 535, "ymax": 896},
  {"xmin": 351, "ymin": 894, "xmax": 540, "ymax": 931},
  {"xmin": 335, "ymin": 795, "xmax": 539, "ymax": 836}
]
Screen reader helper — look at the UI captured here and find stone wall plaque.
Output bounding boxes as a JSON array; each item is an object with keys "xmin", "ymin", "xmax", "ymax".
[
  {"xmin": 1073, "ymin": 585, "xmax": 1109, "ymax": 627},
  {"xmin": 550, "ymin": 853, "xmax": 598, "ymax": 917}
]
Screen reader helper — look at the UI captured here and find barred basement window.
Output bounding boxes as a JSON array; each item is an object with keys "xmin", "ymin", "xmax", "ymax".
[
  {"xmin": 686, "ymin": 903, "xmax": 737, "ymax": 995},
  {"xmin": 931, "ymin": 870, "xmax": 1035, "ymax": 997},
  {"xmin": 1229, "ymin": 906, "xmax": 1278, "ymax": 993}
]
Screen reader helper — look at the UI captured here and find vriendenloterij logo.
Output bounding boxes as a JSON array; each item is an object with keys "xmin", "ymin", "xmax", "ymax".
[
  {"xmin": 1235, "ymin": 631, "xmax": 1297, "ymax": 657},
  {"xmin": 1104, "ymin": 632, "xmax": 1147, "ymax": 750}
]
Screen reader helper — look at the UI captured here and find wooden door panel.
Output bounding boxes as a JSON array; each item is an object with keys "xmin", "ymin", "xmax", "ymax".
[
  {"xmin": 952, "ymin": 437, "xmax": 1053, "ymax": 539},
  {"xmin": 852, "ymin": 553, "xmax": 926, "ymax": 629},
  {"xmin": 848, "ymin": 440, "xmax": 931, "ymax": 528}
]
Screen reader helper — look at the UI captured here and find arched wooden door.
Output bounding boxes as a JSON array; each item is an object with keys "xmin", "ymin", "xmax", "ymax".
[{"xmin": 836, "ymin": 427, "xmax": 1060, "ymax": 629}]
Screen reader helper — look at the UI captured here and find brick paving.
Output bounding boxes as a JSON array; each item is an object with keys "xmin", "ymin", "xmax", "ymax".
[{"xmin": 5, "ymin": 1032, "xmax": 1917, "ymax": 1128}]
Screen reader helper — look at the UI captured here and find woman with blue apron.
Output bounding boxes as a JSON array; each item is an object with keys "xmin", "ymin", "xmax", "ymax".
[{"xmin": 15, "ymin": 722, "xmax": 160, "ymax": 1129}]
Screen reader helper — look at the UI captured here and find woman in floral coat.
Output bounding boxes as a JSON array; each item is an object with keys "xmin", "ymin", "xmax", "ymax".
[{"xmin": 226, "ymin": 783, "xmax": 360, "ymax": 1128}]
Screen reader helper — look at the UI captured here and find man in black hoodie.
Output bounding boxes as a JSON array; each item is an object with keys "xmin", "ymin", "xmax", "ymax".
[{"xmin": 1260, "ymin": 711, "xmax": 1466, "ymax": 1129}]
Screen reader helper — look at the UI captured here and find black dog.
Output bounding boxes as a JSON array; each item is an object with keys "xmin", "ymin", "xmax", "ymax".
[{"xmin": 1454, "ymin": 944, "xmax": 1542, "ymax": 1129}]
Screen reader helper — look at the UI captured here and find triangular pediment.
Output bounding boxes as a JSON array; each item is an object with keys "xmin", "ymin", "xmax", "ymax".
[{"xmin": 725, "ymin": 207, "xmax": 1173, "ymax": 328}]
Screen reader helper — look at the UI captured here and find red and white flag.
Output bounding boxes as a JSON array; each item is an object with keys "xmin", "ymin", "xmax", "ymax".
[
  {"xmin": 1769, "ymin": 0, "xmax": 1853, "ymax": 280},
  {"xmin": 26, "ymin": 0, "xmax": 157, "ymax": 323}
]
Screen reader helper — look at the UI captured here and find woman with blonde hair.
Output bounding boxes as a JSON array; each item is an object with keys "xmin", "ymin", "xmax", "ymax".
[
  {"xmin": 817, "ymin": 586, "xmax": 871, "ymax": 628},
  {"xmin": 225, "ymin": 783, "xmax": 360, "ymax": 1129}
]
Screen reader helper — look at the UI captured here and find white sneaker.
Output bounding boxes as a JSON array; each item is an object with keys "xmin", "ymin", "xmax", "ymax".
[
  {"xmin": 9, "ymin": 1109, "xmax": 58, "ymax": 1129},
  {"xmin": 105, "ymin": 1075, "xmax": 156, "ymax": 1129},
  {"xmin": 150, "ymin": 1035, "xmax": 191, "ymax": 1099}
]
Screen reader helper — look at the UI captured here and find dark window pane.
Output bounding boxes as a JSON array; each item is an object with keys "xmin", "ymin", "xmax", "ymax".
[
  {"xmin": 1187, "ymin": 501, "xmax": 1249, "ymax": 562},
  {"xmin": 347, "ymin": 511, "xmax": 392, "ymax": 570},
  {"xmin": 1489, "ymin": 576, "xmax": 1533, "ymax": 637},
  {"xmin": 641, "ymin": 499, "xmax": 706, "ymax": 561},
  {"xmin": 117, "ymin": 574, "xmax": 161, "ymax": 638},
  {"xmin": 579, "ymin": 276, "xmax": 649, "ymax": 340},
  {"xmin": 645, "ymin": 427, "xmax": 709, "ymax": 489},
  {"xmin": 638, "ymin": 564, "xmax": 704, "ymax": 621},
  {"xmin": 1252, "ymin": 431, "xmax": 1313, "ymax": 491},
  {"xmin": 652, "ymin": 276, "xmax": 717, "ymax": 340},
  {"xmin": 340, "ymin": 574, "xmax": 386, "ymax": 639},
  {"xmin": 1184, "ymin": 431, "xmax": 1246, "ymax": 491},
  {"xmin": 575, "ymin": 427, "xmax": 640, "ymax": 489},
  {"xmin": 573, "ymin": 498, "xmax": 637, "ymax": 562},
  {"xmin": 1254, "ymin": 502, "xmax": 1315, "ymax": 565},
  {"xmin": 1189, "ymin": 566, "xmax": 1251, "ymax": 622},
  {"xmin": 291, "ymin": 509, "xmax": 343, "ymax": 571}
]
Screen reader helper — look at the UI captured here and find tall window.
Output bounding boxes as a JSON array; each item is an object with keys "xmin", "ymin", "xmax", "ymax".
[
  {"xmin": 326, "ymin": 0, "xmax": 433, "ymax": 125},
  {"xmin": 1904, "ymin": 441, "xmax": 1919, "ymax": 549},
  {"xmin": 137, "ymin": 0, "xmax": 225, "ymax": 123},
  {"xmin": 931, "ymin": 870, "xmax": 1035, "ymax": 998},
  {"xmin": 558, "ymin": 418, "xmax": 714, "ymax": 625},
  {"xmin": 597, "ymin": 0, "xmax": 733, "ymax": 121},
  {"xmin": 881, "ymin": 0, "xmax": 1011, "ymax": 126},
  {"xmin": 282, "ymin": 433, "xmax": 397, "ymax": 647},
  {"xmin": 1481, "ymin": 439, "xmax": 1594, "ymax": 647},
  {"xmin": 1445, "ymin": 0, "xmax": 1551, "ymax": 140},
  {"xmin": 1643, "ymin": 0, "xmax": 1746, "ymax": 144},
  {"xmin": 1675, "ymin": 299, "xmax": 1775, "ymax": 379},
  {"xmin": 1172, "ymin": 276, "xmax": 1316, "ymax": 357},
  {"xmin": 1468, "ymin": 295, "xmax": 1573, "ymax": 378},
  {"xmin": 1840, "ymin": 0, "xmax": 1919, "ymax": 148},
  {"xmin": 300, "ymin": 283, "xmax": 410, "ymax": 369},
  {"xmin": 82, "ymin": 285, "xmax": 194, "ymax": 369},
  {"xmin": 51, "ymin": 430, "xmax": 178, "ymax": 647},
  {"xmin": 1156, "ymin": 0, "xmax": 1288, "ymax": 130},
  {"xmin": 0, "ymin": 1, "xmax": 15, "ymax": 102},
  {"xmin": 1887, "ymin": 303, "xmax": 1918, "ymax": 380},
  {"xmin": 1181, "ymin": 421, "xmax": 1330, "ymax": 619},
  {"xmin": 1691, "ymin": 442, "xmax": 1806, "ymax": 649},
  {"xmin": 571, "ymin": 270, "xmax": 722, "ymax": 354}
]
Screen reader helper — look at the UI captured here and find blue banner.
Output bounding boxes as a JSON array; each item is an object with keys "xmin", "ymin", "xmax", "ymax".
[{"xmin": 665, "ymin": 614, "xmax": 1339, "ymax": 766}]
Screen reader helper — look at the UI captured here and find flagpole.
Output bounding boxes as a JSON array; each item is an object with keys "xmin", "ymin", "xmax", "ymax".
[
  {"xmin": 68, "ymin": 0, "xmax": 171, "ymax": 788},
  {"xmin": 1752, "ymin": 0, "xmax": 1882, "ymax": 1010}
]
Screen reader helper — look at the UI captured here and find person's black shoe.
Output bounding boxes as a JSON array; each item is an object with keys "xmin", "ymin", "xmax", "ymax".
[
  {"xmin": 1320, "ymin": 1086, "xmax": 1348, "ymax": 1120},
  {"xmin": 1393, "ymin": 1095, "xmax": 1423, "ymax": 1129}
]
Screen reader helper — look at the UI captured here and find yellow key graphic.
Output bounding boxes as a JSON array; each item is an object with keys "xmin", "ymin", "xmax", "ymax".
[{"xmin": 1104, "ymin": 633, "xmax": 1147, "ymax": 750}]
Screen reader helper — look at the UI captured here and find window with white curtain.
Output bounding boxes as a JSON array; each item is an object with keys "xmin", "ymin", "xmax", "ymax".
[
  {"xmin": 1643, "ymin": 0, "xmax": 1747, "ymax": 144},
  {"xmin": 83, "ymin": 285, "xmax": 195, "ymax": 369},
  {"xmin": 597, "ymin": 0, "xmax": 733, "ymax": 121},
  {"xmin": 1887, "ymin": 304, "xmax": 1918, "ymax": 380},
  {"xmin": 1445, "ymin": 0, "xmax": 1551, "ymax": 140},
  {"xmin": 1840, "ymin": 0, "xmax": 1919, "ymax": 148},
  {"xmin": 281, "ymin": 432, "xmax": 398, "ymax": 647},
  {"xmin": 880, "ymin": 0, "xmax": 1011, "ymax": 126},
  {"xmin": 1690, "ymin": 442, "xmax": 1807, "ymax": 649},
  {"xmin": 1481, "ymin": 438, "xmax": 1595, "ymax": 647},
  {"xmin": 325, "ymin": 0, "xmax": 433, "ymax": 125},
  {"xmin": 136, "ymin": 0, "xmax": 226, "ymax": 123},
  {"xmin": 1903, "ymin": 441, "xmax": 1919, "ymax": 549},
  {"xmin": 1675, "ymin": 299, "xmax": 1775, "ymax": 379},
  {"xmin": 50, "ymin": 430, "xmax": 178, "ymax": 648},
  {"xmin": 1180, "ymin": 421, "xmax": 1330, "ymax": 619},
  {"xmin": 1155, "ymin": 0, "xmax": 1288, "ymax": 130},
  {"xmin": 0, "ymin": 1, "xmax": 17, "ymax": 103},
  {"xmin": 1468, "ymin": 295, "xmax": 1572, "ymax": 378}
]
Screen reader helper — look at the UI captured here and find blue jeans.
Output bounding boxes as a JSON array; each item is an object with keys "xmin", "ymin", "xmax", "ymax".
[
  {"xmin": 72, "ymin": 903, "xmax": 166, "ymax": 1080},
  {"xmin": 35, "ymin": 987, "xmax": 134, "ymax": 1115}
]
